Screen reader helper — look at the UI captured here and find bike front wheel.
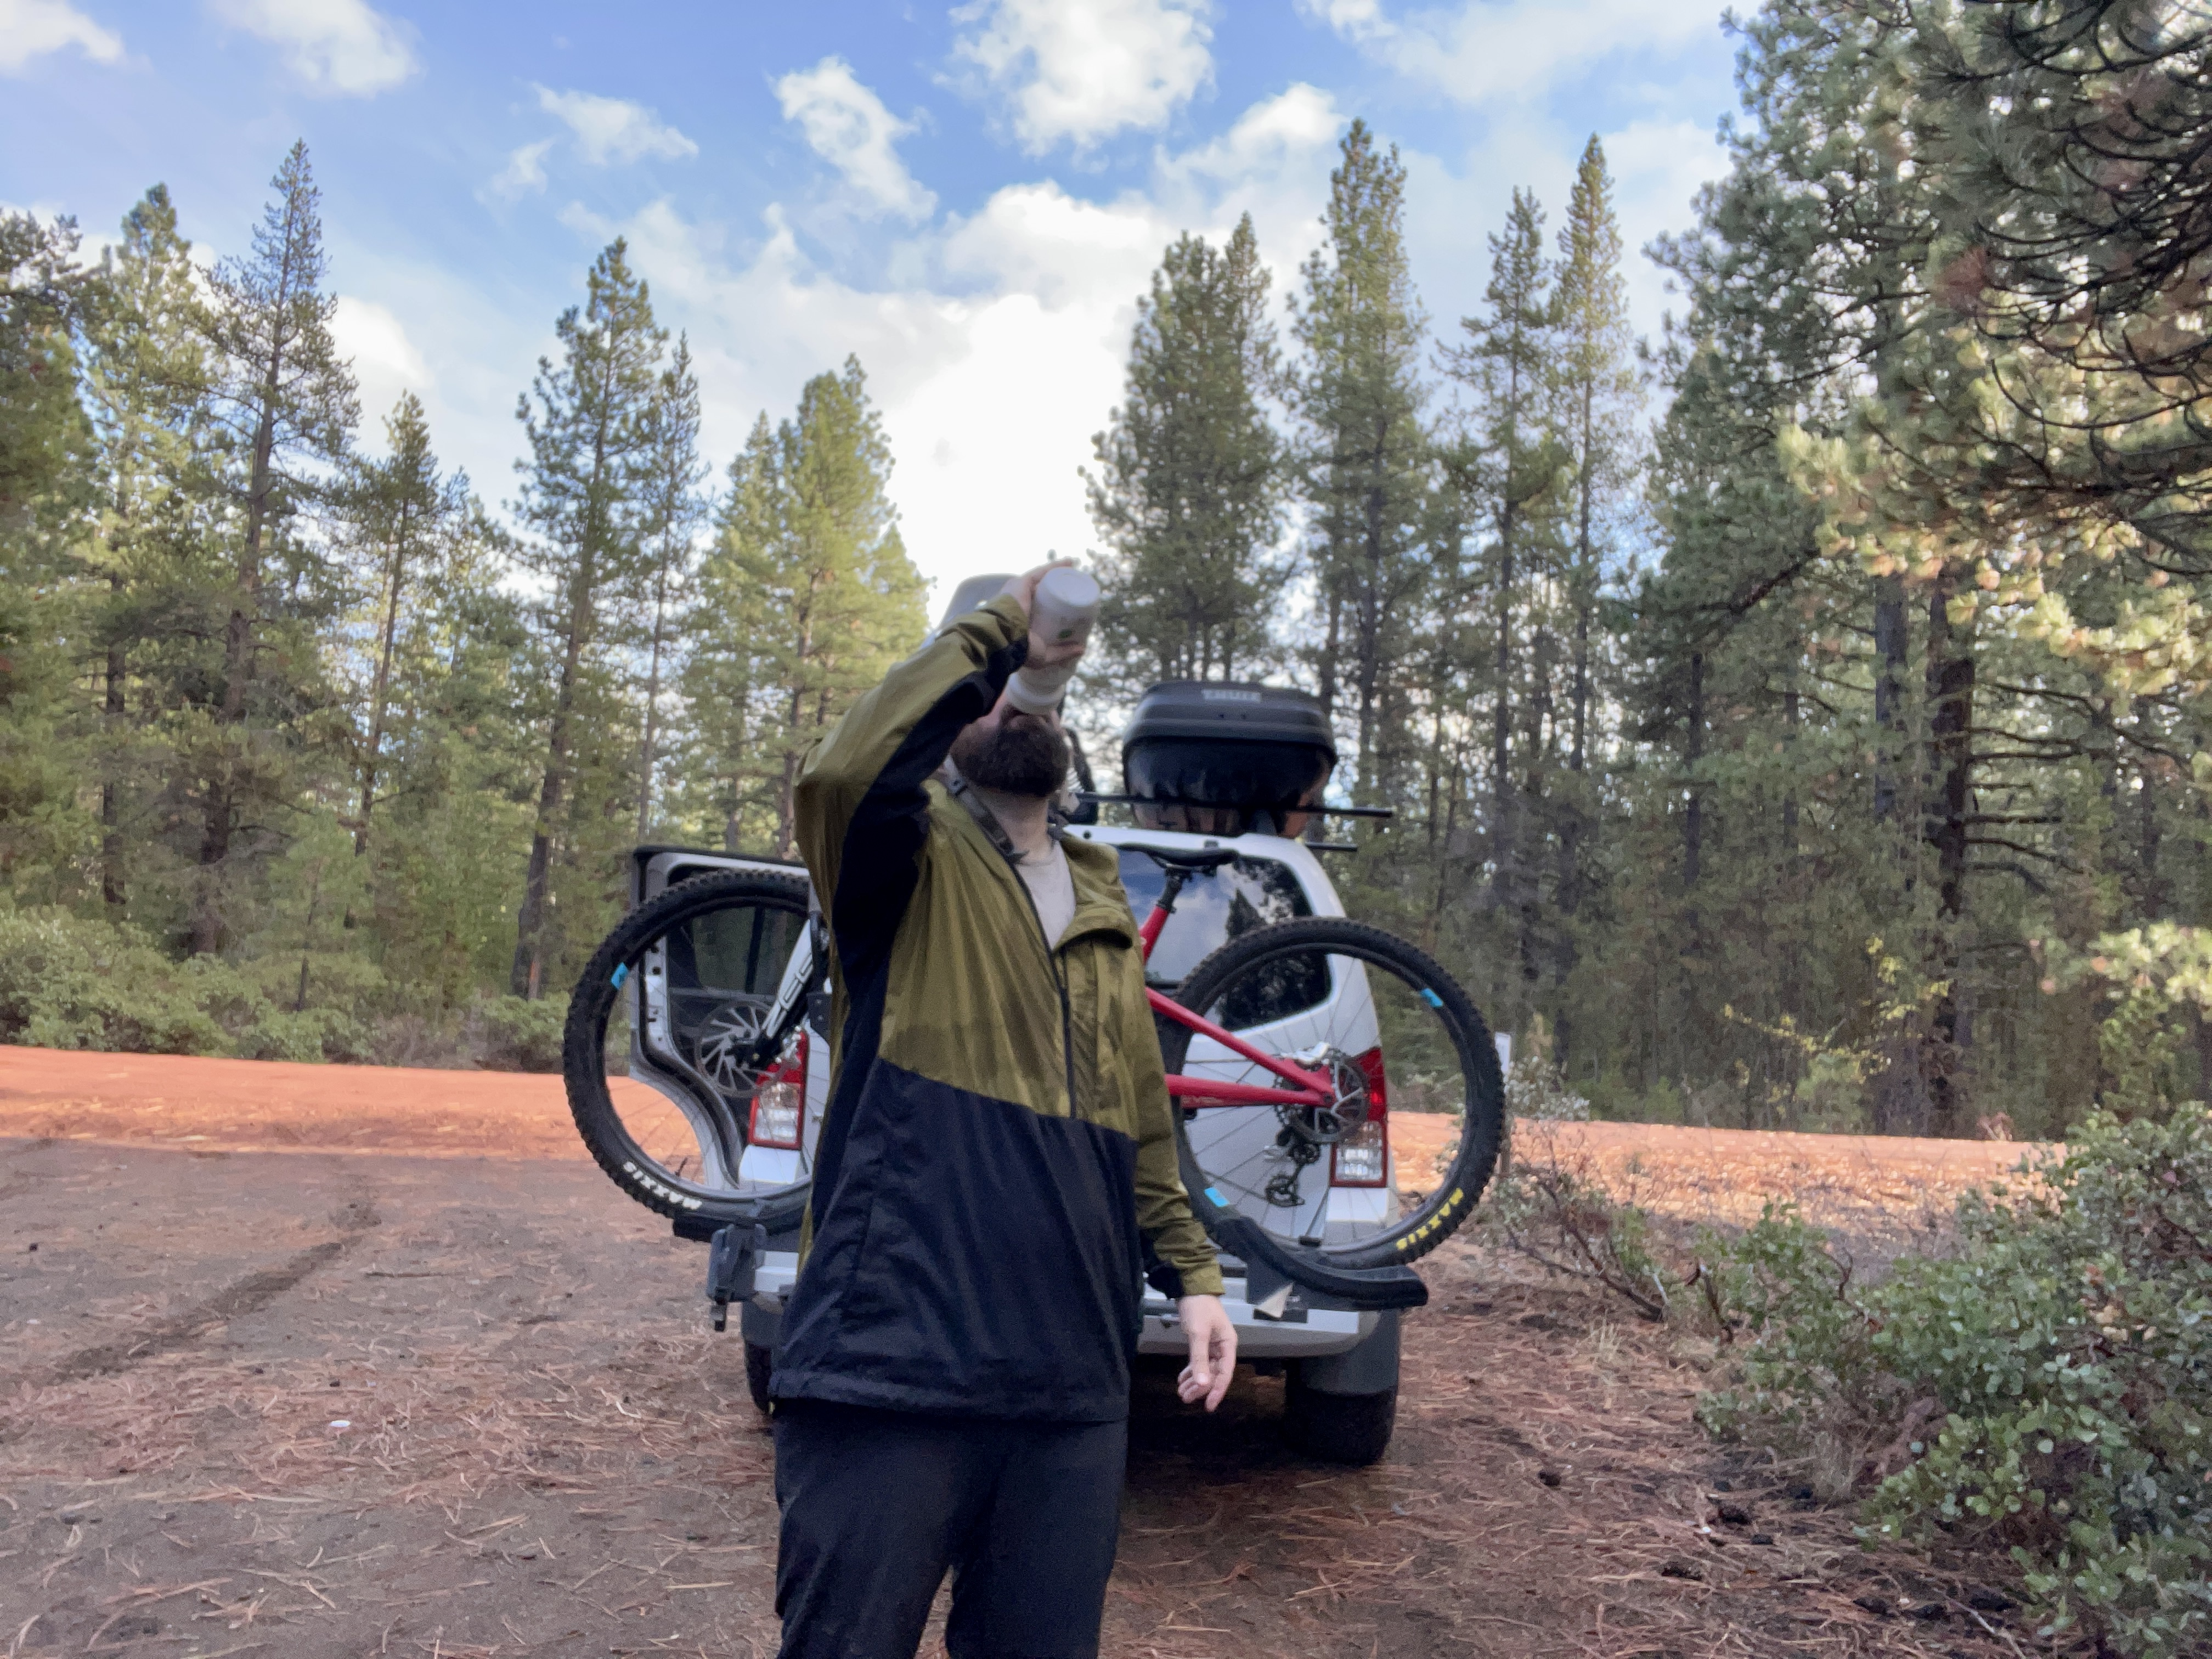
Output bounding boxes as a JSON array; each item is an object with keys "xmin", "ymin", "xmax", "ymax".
[
  {"xmin": 1157, "ymin": 917, "xmax": 1504, "ymax": 1269},
  {"xmin": 564, "ymin": 868, "xmax": 817, "ymax": 1231}
]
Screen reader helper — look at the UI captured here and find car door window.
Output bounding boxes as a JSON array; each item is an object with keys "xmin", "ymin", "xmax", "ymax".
[{"xmin": 1116, "ymin": 850, "xmax": 1326, "ymax": 1023}]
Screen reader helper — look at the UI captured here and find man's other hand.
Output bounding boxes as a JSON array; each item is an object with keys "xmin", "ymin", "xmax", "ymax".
[
  {"xmin": 1175, "ymin": 1294, "xmax": 1237, "ymax": 1412},
  {"xmin": 1000, "ymin": 561, "xmax": 1085, "ymax": 673}
]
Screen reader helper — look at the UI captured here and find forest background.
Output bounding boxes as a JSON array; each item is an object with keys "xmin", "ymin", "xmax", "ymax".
[{"xmin": 4, "ymin": 0, "xmax": 2209, "ymax": 1142}]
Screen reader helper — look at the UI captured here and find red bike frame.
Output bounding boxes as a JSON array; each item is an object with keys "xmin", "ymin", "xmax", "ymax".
[{"xmin": 1137, "ymin": 888, "xmax": 1335, "ymax": 1110}]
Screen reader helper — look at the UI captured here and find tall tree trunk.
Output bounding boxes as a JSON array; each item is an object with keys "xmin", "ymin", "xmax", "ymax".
[
  {"xmin": 1356, "ymin": 429, "xmax": 1386, "ymax": 798},
  {"xmin": 1872, "ymin": 574, "xmax": 1907, "ymax": 823},
  {"xmin": 100, "ymin": 577, "xmax": 127, "ymax": 910},
  {"xmin": 193, "ymin": 374, "xmax": 283, "ymax": 956},
  {"xmin": 1491, "ymin": 490, "xmax": 1518, "ymax": 912},
  {"xmin": 636, "ymin": 555, "xmax": 674, "ymax": 844},
  {"xmin": 1921, "ymin": 573, "xmax": 1976, "ymax": 1137},
  {"xmin": 356, "ymin": 499, "xmax": 413, "ymax": 859},
  {"xmin": 1570, "ymin": 373, "xmax": 1594, "ymax": 778},
  {"xmin": 512, "ymin": 556, "xmax": 596, "ymax": 998},
  {"xmin": 2139, "ymin": 761, "xmax": 2164, "ymax": 919},
  {"xmin": 1683, "ymin": 651, "xmax": 1705, "ymax": 896},
  {"xmin": 1782, "ymin": 654, "xmax": 1801, "ymax": 846},
  {"xmin": 1318, "ymin": 583, "xmax": 1341, "ymax": 731}
]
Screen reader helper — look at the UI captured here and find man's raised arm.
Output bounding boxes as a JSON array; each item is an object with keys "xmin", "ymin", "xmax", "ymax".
[{"xmin": 793, "ymin": 597, "xmax": 1027, "ymax": 962}]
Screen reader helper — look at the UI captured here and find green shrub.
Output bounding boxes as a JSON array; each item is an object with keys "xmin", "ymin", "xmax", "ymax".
[
  {"xmin": 1700, "ymin": 1109, "xmax": 2212, "ymax": 1655},
  {"xmin": 477, "ymin": 994, "xmax": 566, "ymax": 1073},
  {"xmin": 0, "ymin": 909, "xmax": 368, "ymax": 1061},
  {"xmin": 0, "ymin": 909, "xmax": 233, "ymax": 1054},
  {"xmin": 0, "ymin": 909, "xmax": 577, "ymax": 1072}
]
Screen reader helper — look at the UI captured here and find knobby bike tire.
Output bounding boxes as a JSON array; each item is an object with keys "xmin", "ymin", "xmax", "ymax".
[
  {"xmin": 564, "ymin": 868, "xmax": 815, "ymax": 1229},
  {"xmin": 1158, "ymin": 916, "xmax": 1504, "ymax": 1269}
]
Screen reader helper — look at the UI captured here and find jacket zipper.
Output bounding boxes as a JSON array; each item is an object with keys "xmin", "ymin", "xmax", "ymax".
[{"xmin": 1011, "ymin": 864, "xmax": 1080, "ymax": 1120}]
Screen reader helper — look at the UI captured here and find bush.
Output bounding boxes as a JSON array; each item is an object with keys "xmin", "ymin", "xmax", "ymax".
[
  {"xmin": 0, "ymin": 909, "xmax": 582, "ymax": 1073},
  {"xmin": 1700, "ymin": 1108, "xmax": 2212, "ymax": 1655},
  {"xmin": 1486, "ymin": 1125, "xmax": 1674, "ymax": 1319},
  {"xmin": 0, "ymin": 909, "xmax": 235, "ymax": 1054},
  {"xmin": 476, "ymin": 994, "xmax": 567, "ymax": 1073},
  {"xmin": 0, "ymin": 908, "xmax": 369, "ymax": 1061}
]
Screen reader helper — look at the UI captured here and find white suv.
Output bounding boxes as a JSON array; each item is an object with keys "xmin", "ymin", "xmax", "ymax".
[{"xmin": 632, "ymin": 826, "xmax": 1408, "ymax": 1464}]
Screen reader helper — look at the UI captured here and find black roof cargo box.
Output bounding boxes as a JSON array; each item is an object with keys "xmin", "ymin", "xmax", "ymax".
[{"xmin": 1121, "ymin": 681, "xmax": 1335, "ymax": 837}]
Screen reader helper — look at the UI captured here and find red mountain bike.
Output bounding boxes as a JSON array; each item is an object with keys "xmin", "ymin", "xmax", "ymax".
[{"xmin": 563, "ymin": 847, "xmax": 1504, "ymax": 1307}]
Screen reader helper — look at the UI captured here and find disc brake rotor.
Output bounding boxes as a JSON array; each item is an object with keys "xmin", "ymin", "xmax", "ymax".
[{"xmin": 693, "ymin": 998, "xmax": 769, "ymax": 1096}]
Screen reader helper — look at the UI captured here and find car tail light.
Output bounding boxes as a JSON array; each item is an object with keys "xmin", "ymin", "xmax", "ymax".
[
  {"xmin": 748, "ymin": 1032, "xmax": 808, "ymax": 1149},
  {"xmin": 1331, "ymin": 1046, "xmax": 1389, "ymax": 1186},
  {"xmin": 1353, "ymin": 1046, "xmax": 1389, "ymax": 1117}
]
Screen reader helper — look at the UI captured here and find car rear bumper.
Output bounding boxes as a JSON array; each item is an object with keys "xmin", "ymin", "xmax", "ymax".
[{"xmin": 748, "ymin": 1252, "xmax": 1378, "ymax": 1359}]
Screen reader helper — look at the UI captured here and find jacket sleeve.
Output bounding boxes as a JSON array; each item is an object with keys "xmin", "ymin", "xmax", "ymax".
[
  {"xmin": 1122, "ymin": 976, "xmax": 1227, "ymax": 1299},
  {"xmin": 794, "ymin": 597, "xmax": 1026, "ymax": 980}
]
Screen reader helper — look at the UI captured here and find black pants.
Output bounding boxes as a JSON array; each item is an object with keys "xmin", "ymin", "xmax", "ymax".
[{"xmin": 772, "ymin": 1398, "xmax": 1126, "ymax": 1659}]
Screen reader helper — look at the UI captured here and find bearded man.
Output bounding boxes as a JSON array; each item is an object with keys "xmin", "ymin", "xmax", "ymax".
[{"xmin": 772, "ymin": 563, "xmax": 1235, "ymax": 1659}]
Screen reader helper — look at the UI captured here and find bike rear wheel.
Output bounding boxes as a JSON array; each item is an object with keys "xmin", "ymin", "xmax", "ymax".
[
  {"xmin": 564, "ymin": 869, "xmax": 817, "ymax": 1229},
  {"xmin": 1157, "ymin": 917, "xmax": 1503, "ymax": 1269}
]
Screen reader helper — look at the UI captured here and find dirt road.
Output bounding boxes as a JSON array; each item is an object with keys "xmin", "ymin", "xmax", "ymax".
[{"xmin": 1, "ymin": 1048, "xmax": 2039, "ymax": 1657}]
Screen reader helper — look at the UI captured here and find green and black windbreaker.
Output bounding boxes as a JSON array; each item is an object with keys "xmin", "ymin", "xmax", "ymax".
[{"xmin": 771, "ymin": 596, "xmax": 1223, "ymax": 1423}]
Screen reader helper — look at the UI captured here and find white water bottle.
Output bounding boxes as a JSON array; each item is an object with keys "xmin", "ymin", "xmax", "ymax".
[{"xmin": 1003, "ymin": 567, "xmax": 1099, "ymax": 714}]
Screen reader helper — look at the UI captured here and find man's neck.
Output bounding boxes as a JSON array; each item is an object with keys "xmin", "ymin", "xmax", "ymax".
[{"xmin": 964, "ymin": 782, "xmax": 1054, "ymax": 862}]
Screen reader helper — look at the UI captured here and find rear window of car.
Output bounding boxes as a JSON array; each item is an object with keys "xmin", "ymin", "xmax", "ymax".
[{"xmin": 1115, "ymin": 849, "xmax": 1314, "ymax": 992}]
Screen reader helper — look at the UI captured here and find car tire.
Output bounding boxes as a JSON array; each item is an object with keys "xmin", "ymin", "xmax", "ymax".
[
  {"xmin": 1283, "ymin": 1367, "xmax": 1397, "ymax": 1465},
  {"xmin": 744, "ymin": 1340, "xmax": 774, "ymax": 1415}
]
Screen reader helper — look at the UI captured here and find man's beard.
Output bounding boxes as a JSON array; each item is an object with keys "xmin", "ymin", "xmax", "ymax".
[{"xmin": 950, "ymin": 713, "xmax": 1071, "ymax": 799}]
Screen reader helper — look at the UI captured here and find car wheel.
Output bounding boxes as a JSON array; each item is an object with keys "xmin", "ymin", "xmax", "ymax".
[
  {"xmin": 744, "ymin": 1340, "xmax": 774, "ymax": 1415},
  {"xmin": 1283, "ymin": 1367, "xmax": 1396, "ymax": 1465}
]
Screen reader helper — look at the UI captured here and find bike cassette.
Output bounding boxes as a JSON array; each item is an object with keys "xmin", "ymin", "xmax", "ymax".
[{"xmin": 1279, "ymin": 1043, "xmax": 1370, "ymax": 1145}]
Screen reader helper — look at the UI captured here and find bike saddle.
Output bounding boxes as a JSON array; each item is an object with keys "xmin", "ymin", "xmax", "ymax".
[{"xmin": 1122, "ymin": 844, "xmax": 1241, "ymax": 873}]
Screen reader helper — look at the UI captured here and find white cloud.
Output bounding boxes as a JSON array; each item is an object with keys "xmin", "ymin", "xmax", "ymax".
[
  {"xmin": 1598, "ymin": 115, "xmax": 1728, "ymax": 328},
  {"xmin": 1297, "ymin": 0, "xmax": 1387, "ymax": 34},
  {"xmin": 484, "ymin": 138, "xmax": 553, "ymax": 202},
  {"xmin": 331, "ymin": 295, "xmax": 433, "ymax": 428},
  {"xmin": 546, "ymin": 85, "xmax": 1340, "ymax": 606},
  {"xmin": 1399, "ymin": 111, "xmax": 1725, "ymax": 358},
  {"xmin": 953, "ymin": 0, "xmax": 1214, "ymax": 153},
  {"xmin": 775, "ymin": 57, "xmax": 935, "ymax": 221},
  {"xmin": 1302, "ymin": 0, "xmax": 1720, "ymax": 103},
  {"xmin": 0, "ymin": 0, "xmax": 122, "ymax": 73},
  {"xmin": 208, "ymin": 0, "xmax": 417, "ymax": 97},
  {"xmin": 0, "ymin": 0, "xmax": 121, "ymax": 75},
  {"xmin": 1157, "ymin": 82, "xmax": 1340, "ymax": 192},
  {"xmin": 941, "ymin": 181, "xmax": 1165, "ymax": 307},
  {"xmin": 534, "ymin": 85, "xmax": 698, "ymax": 166}
]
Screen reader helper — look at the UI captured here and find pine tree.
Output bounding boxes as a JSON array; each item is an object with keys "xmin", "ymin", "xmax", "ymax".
[
  {"xmin": 1448, "ymin": 188, "xmax": 1565, "ymax": 946},
  {"xmin": 1545, "ymin": 138, "xmax": 1640, "ymax": 1059},
  {"xmin": 186, "ymin": 142, "xmax": 358, "ymax": 954},
  {"xmin": 1087, "ymin": 215, "xmax": 1284, "ymax": 690},
  {"xmin": 0, "ymin": 212, "xmax": 94, "ymax": 536},
  {"xmin": 340, "ymin": 392, "xmax": 471, "ymax": 860},
  {"xmin": 1293, "ymin": 121, "xmax": 1433, "ymax": 803},
  {"xmin": 510, "ymin": 239, "xmax": 665, "ymax": 998},
  {"xmin": 633, "ymin": 335, "xmax": 706, "ymax": 843},
  {"xmin": 79, "ymin": 186, "xmax": 206, "ymax": 910},
  {"xmin": 0, "ymin": 211, "xmax": 99, "ymax": 901},
  {"xmin": 1551, "ymin": 140, "xmax": 1637, "ymax": 786},
  {"xmin": 684, "ymin": 357, "xmax": 923, "ymax": 859}
]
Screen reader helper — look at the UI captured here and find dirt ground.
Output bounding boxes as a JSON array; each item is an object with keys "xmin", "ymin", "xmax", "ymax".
[{"xmin": 2, "ymin": 1047, "xmax": 2053, "ymax": 1658}]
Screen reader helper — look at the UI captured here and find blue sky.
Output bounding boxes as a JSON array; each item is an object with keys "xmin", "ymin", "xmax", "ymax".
[{"xmin": 3, "ymin": 0, "xmax": 1741, "ymax": 604}]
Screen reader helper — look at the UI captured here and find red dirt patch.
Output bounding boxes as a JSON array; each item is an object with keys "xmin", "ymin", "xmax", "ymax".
[{"xmin": 0, "ymin": 1045, "xmax": 668, "ymax": 1160}]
